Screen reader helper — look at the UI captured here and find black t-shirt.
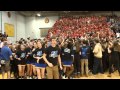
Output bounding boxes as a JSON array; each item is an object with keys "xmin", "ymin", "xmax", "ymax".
[
  {"xmin": 11, "ymin": 50, "xmax": 17, "ymax": 59},
  {"xmin": 31, "ymin": 48, "xmax": 37, "ymax": 63},
  {"xmin": 11, "ymin": 50, "xmax": 17, "ymax": 64},
  {"xmin": 16, "ymin": 50, "xmax": 27, "ymax": 60},
  {"xmin": 61, "ymin": 47, "xmax": 74, "ymax": 61},
  {"xmin": 25, "ymin": 47, "xmax": 33, "ymax": 62},
  {"xmin": 32, "ymin": 48, "xmax": 45, "ymax": 64},
  {"xmin": 44, "ymin": 46, "xmax": 60, "ymax": 66},
  {"xmin": 26, "ymin": 47, "xmax": 32, "ymax": 54}
]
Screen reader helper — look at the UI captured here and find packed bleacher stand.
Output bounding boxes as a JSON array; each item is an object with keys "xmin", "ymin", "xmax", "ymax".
[{"xmin": 47, "ymin": 16, "xmax": 118, "ymax": 39}]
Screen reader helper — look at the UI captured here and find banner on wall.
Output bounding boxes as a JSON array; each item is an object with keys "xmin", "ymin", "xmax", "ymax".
[
  {"xmin": 40, "ymin": 28, "xmax": 51, "ymax": 37},
  {"xmin": 4, "ymin": 23, "xmax": 14, "ymax": 37}
]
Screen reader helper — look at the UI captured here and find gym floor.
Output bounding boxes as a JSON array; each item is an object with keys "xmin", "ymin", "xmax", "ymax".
[
  {"xmin": 0, "ymin": 71, "xmax": 120, "ymax": 79},
  {"xmin": 75, "ymin": 71, "xmax": 120, "ymax": 79}
]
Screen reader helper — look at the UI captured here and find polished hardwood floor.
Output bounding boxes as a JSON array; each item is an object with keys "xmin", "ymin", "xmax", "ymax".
[
  {"xmin": 0, "ymin": 71, "xmax": 120, "ymax": 79},
  {"xmin": 75, "ymin": 71, "xmax": 120, "ymax": 79}
]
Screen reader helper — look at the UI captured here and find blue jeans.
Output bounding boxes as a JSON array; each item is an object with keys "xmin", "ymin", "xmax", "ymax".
[{"xmin": 92, "ymin": 57, "xmax": 103, "ymax": 74}]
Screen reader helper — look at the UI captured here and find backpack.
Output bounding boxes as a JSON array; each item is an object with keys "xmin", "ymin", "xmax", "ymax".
[{"xmin": 81, "ymin": 47, "xmax": 88, "ymax": 57}]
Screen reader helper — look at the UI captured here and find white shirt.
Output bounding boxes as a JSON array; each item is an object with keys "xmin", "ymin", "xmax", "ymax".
[
  {"xmin": 93, "ymin": 43, "xmax": 103, "ymax": 58},
  {"xmin": 0, "ymin": 42, "xmax": 3, "ymax": 48},
  {"xmin": 116, "ymin": 33, "xmax": 120, "ymax": 38}
]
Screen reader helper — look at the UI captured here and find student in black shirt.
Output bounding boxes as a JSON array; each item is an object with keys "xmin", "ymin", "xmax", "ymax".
[
  {"xmin": 73, "ymin": 41, "xmax": 81, "ymax": 78},
  {"xmin": 33, "ymin": 41, "xmax": 46, "ymax": 79},
  {"xmin": 16, "ymin": 44, "xmax": 27, "ymax": 79},
  {"xmin": 118, "ymin": 41, "xmax": 120, "ymax": 75},
  {"xmin": 43, "ymin": 36, "xmax": 62, "ymax": 79},
  {"xmin": 107, "ymin": 41, "xmax": 114, "ymax": 77},
  {"xmin": 89, "ymin": 40, "xmax": 94, "ymax": 71},
  {"xmin": 32, "ymin": 42, "xmax": 38, "ymax": 78},
  {"xmin": 101, "ymin": 40, "xmax": 109, "ymax": 72},
  {"xmin": 112, "ymin": 41, "xmax": 120, "ymax": 75},
  {"xmin": 11, "ymin": 45, "xmax": 18, "ymax": 79},
  {"xmin": 26, "ymin": 43, "xmax": 33, "ymax": 79},
  {"xmin": 61, "ymin": 41, "xmax": 74, "ymax": 79},
  {"xmin": 62, "ymin": 42, "xmax": 74, "ymax": 65}
]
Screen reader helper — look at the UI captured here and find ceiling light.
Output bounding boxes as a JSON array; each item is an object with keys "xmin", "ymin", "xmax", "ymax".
[{"xmin": 37, "ymin": 13, "xmax": 41, "ymax": 16}]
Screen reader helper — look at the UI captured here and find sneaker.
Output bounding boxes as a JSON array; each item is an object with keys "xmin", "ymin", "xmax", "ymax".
[
  {"xmin": 32, "ymin": 76, "xmax": 35, "ymax": 79},
  {"xmin": 68, "ymin": 77, "xmax": 73, "ymax": 79},
  {"xmin": 34, "ymin": 76, "xmax": 38, "ymax": 79},
  {"xmin": 62, "ymin": 75, "xmax": 68, "ymax": 79},
  {"xmin": 65, "ymin": 77, "xmax": 68, "ymax": 79},
  {"xmin": 62, "ymin": 75, "xmax": 66, "ymax": 79},
  {"xmin": 29, "ymin": 77, "xmax": 32, "ymax": 79},
  {"xmin": 27, "ymin": 76, "xmax": 30, "ymax": 79}
]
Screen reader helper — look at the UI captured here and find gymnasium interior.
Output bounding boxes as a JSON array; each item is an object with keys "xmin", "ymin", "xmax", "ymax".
[{"xmin": 0, "ymin": 11, "xmax": 120, "ymax": 79}]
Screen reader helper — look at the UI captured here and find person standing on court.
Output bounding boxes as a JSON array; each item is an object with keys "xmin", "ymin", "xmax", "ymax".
[
  {"xmin": 80, "ymin": 40, "xmax": 90, "ymax": 77},
  {"xmin": 0, "ymin": 41, "xmax": 12, "ymax": 79},
  {"xmin": 43, "ymin": 36, "xmax": 63, "ymax": 79},
  {"xmin": 92, "ymin": 39, "xmax": 104, "ymax": 75}
]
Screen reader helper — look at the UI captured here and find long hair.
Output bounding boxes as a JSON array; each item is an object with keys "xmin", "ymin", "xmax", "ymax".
[
  {"xmin": 16, "ymin": 44, "xmax": 21, "ymax": 52},
  {"xmin": 11, "ymin": 45, "xmax": 17, "ymax": 53}
]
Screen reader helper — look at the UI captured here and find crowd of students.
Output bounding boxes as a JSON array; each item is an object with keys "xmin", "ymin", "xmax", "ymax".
[
  {"xmin": 47, "ymin": 16, "xmax": 118, "ymax": 39},
  {"xmin": 0, "ymin": 34, "xmax": 120, "ymax": 79},
  {"xmin": 0, "ymin": 15, "xmax": 120, "ymax": 79}
]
